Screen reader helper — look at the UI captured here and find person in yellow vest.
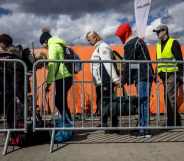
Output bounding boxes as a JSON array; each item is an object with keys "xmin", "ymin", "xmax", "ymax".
[
  {"xmin": 39, "ymin": 30, "xmax": 73, "ymax": 120},
  {"xmin": 153, "ymin": 24, "xmax": 183, "ymax": 126}
]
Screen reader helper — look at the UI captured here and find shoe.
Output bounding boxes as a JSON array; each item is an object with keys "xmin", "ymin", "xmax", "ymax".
[
  {"xmin": 144, "ymin": 134, "xmax": 152, "ymax": 138},
  {"xmin": 97, "ymin": 124, "xmax": 102, "ymax": 127},
  {"xmin": 114, "ymin": 130, "xmax": 122, "ymax": 134},
  {"xmin": 136, "ymin": 133, "xmax": 145, "ymax": 138},
  {"xmin": 104, "ymin": 130, "xmax": 114, "ymax": 134},
  {"xmin": 129, "ymin": 130, "xmax": 139, "ymax": 136},
  {"xmin": 104, "ymin": 130, "xmax": 121, "ymax": 134},
  {"xmin": 136, "ymin": 131, "xmax": 152, "ymax": 138},
  {"xmin": 144, "ymin": 130, "xmax": 152, "ymax": 138}
]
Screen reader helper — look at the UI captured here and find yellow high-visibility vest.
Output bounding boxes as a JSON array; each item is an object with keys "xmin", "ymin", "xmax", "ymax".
[{"xmin": 156, "ymin": 37, "xmax": 178, "ymax": 73}]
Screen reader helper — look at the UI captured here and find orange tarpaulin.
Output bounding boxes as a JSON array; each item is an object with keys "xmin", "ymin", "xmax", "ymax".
[{"xmin": 33, "ymin": 45, "xmax": 184, "ymax": 114}]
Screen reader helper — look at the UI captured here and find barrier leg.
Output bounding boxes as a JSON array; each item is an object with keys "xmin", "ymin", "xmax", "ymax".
[
  {"xmin": 50, "ymin": 130, "xmax": 55, "ymax": 153},
  {"xmin": 2, "ymin": 130, "xmax": 10, "ymax": 155}
]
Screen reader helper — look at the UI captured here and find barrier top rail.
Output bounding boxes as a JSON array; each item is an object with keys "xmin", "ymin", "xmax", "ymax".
[{"xmin": 32, "ymin": 59, "xmax": 184, "ymax": 64}]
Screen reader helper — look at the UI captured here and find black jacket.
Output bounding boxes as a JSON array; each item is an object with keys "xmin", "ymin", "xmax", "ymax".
[
  {"xmin": 0, "ymin": 52, "xmax": 24, "ymax": 100},
  {"xmin": 123, "ymin": 37, "xmax": 154, "ymax": 84}
]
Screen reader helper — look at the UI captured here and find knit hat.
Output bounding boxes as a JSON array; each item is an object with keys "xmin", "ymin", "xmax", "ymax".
[
  {"xmin": 115, "ymin": 23, "xmax": 132, "ymax": 44},
  {"xmin": 39, "ymin": 32, "xmax": 52, "ymax": 45},
  {"xmin": 0, "ymin": 33, "xmax": 13, "ymax": 47}
]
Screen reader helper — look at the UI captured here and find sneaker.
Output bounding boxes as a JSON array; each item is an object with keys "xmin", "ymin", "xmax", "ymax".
[
  {"xmin": 104, "ymin": 130, "xmax": 114, "ymax": 134},
  {"xmin": 104, "ymin": 130, "xmax": 121, "ymax": 134},
  {"xmin": 136, "ymin": 132, "xmax": 152, "ymax": 138},
  {"xmin": 144, "ymin": 134, "xmax": 152, "ymax": 138},
  {"xmin": 144, "ymin": 130, "xmax": 152, "ymax": 138},
  {"xmin": 136, "ymin": 133, "xmax": 145, "ymax": 138},
  {"xmin": 97, "ymin": 124, "xmax": 102, "ymax": 127}
]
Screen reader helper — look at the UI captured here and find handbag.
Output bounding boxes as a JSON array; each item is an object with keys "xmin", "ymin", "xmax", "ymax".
[{"xmin": 114, "ymin": 86, "xmax": 138, "ymax": 116}]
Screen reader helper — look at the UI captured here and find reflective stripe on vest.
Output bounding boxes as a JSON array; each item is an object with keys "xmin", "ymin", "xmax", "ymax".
[{"xmin": 156, "ymin": 37, "xmax": 178, "ymax": 73}]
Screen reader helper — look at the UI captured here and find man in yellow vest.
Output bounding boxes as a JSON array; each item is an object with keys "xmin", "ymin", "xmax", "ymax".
[{"xmin": 153, "ymin": 24, "xmax": 183, "ymax": 126}]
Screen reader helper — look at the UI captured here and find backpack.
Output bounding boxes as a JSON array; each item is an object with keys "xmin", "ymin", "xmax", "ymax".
[
  {"xmin": 59, "ymin": 44, "xmax": 82, "ymax": 74},
  {"xmin": 22, "ymin": 48, "xmax": 35, "ymax": 72},
  {"xmin": 9, "ymin": 110, "xmax": 50, "ymax": 147},
  {"xmin": 112, "ymin": 50, "xmax": 124, "ymax": 75}
]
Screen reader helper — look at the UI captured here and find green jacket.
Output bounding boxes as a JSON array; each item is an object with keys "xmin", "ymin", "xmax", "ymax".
[{"xmin": 47, "ymin": 37, "xmax": 72, "ymax": 84}]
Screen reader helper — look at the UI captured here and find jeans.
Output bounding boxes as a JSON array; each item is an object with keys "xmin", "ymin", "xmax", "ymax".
[{"xmin": 136, "ymin": 81, "xmax": 152, "ymax": 134}]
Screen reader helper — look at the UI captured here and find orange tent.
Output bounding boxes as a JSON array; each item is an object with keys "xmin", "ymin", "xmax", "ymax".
[{"xmin": 33, "ymin": 45, "xmax": 184, "ymax": 114}]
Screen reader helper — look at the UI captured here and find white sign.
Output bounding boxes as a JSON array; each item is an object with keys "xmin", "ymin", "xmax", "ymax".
[{"xmin": 134, "ymin": 0, "xmax": 152, "ymax": 38}]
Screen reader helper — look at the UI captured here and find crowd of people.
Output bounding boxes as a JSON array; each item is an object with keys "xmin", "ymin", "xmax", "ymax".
[{"xmin": 0, "ymin": 22, "xmax": 183, "ymax": 138}]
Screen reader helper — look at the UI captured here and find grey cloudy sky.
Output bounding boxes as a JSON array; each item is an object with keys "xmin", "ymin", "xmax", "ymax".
[
  {"xmin": 1, "ymin": 0, "xmax": 183, "ymax": 15},
  {"xmin": 0, "ymin": 0, "xmax": 184, "ymax": 46}
]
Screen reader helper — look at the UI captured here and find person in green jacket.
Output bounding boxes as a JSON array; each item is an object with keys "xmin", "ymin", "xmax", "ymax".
[{"xmin": 40, "ymin": 31, "xmax": 73, "ymax": 120}]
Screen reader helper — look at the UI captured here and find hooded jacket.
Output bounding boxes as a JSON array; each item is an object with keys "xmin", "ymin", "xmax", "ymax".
[
  {"xmin": 47, "ymin": 37, "xmax": 72, "ymax": 84},
  {"xmin": 115, "ymin": 23, "xmax": 153, "ymax": 84},
  {"xmin": 123, "ymin": 37, "xmax": 154, "ymax": 84}
]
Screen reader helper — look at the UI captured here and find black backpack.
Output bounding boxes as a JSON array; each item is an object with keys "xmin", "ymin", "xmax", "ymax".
[
  {"xmin": 112, "ymin": 50, "xmax": 123, "ymax": 75},
  {"xmin": 59, "ymin": 44, "xmax": 82, "ymax": 74}
]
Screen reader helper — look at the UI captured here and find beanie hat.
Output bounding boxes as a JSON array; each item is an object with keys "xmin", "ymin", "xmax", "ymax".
[
  {"xmin": 115, "ymin": 23, "xmax": 132, "ymax": 44},
  {"xmin": 39, "ymin": 32, "xmax": 52, "ymax": 45},
  {"xmin": 0, "ymin": 33, "xmax": 13, "ymax": 47}
]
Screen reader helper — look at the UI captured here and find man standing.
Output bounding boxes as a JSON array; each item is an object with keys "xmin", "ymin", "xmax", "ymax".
[
  {"xmin": 153, "ymin": 24, "xmax": 183, "ymax": 126},
  {"xmin": 85, "ymin": 31, "xmax": 120, "ymax": 130},
  {"xmin": 115, "ymin": 23, "xmax": 154, "ymax": 137},
  {"xmin": 39, "ymin": 30, "xmax": 73, "ymax": 120}
]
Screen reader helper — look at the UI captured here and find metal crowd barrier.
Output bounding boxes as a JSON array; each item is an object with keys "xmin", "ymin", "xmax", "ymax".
[
  {"xmin": 0, "ymin": 59, "xmax": 27, "ymax": 155},
  {"xmin": 32, "ymin": 59, "xmax": 184, "ymax": 153}
]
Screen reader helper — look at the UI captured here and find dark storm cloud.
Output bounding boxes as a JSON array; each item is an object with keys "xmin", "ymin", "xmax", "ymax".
[
  {"xmin": 0, "ymin": 0, "xmax": 184, "ymax": 44},
  {"xmin": 2, "ymin": 0, "xmax": 183, "ymax": 16},
  {"xmin": 1, "ymin": 0, "xmax": 183, "ymax": 18},
  {"xmin": 150, "ymin": 0, "xmax": 184, "ymax": 9},
  {"xmin": 0, "ymin": 0, "xmax": 6, "ymax": 4},
  {"xmin": 3, "ymin": 0, "xmax": 132, "ymax": 17}
]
